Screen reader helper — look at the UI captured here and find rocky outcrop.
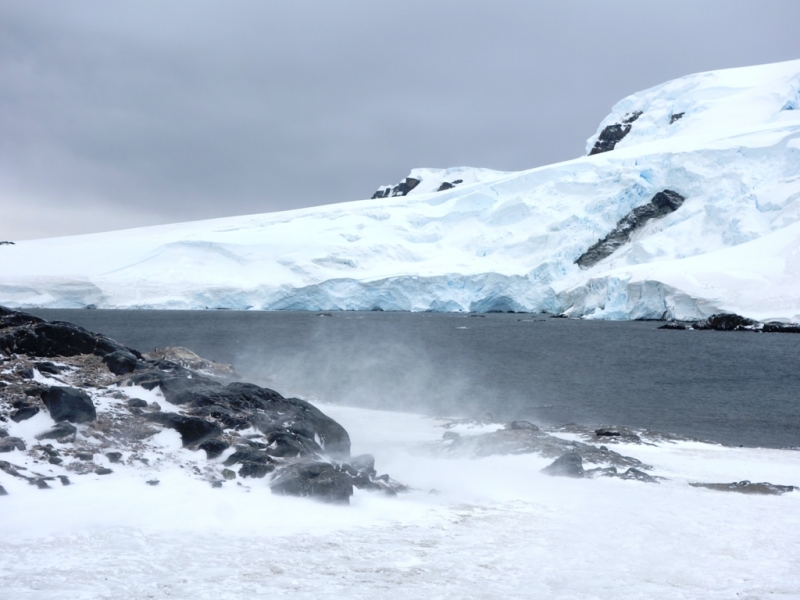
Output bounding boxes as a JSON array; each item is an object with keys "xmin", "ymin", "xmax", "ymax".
[
  {"xmin": 271, "ymin": 462, "xmax": 354, "ymax": 504},
  {"xmin": 0, "ymin": 306, "xmax": 397, "ymax": 504},
  {"xmin": 541, "ymin": 451, "xmax": 584, "ymax": 478},
  {"xmin": 689, "ymin": 481, "xmax": 797, "ymax": 495},
  {"xmin": 576, "ymin": 190, "xmax": 685, "ymax": 268},
  {"xmin": 588, "ymin": 111, "xmax": 642, "ymax": 155},
  {"xmin": 428, "ymin": 422, "xmax": 649, "ymax": 470},
  {"xmin": 0, "ymin": 307, "xmax": 141, "ymax": 359},
  {"xmin": 659, "ymin": 313, "xmax": 800, "ymax": 333},
  {"xmin": 41, "ymin": 387, "xmax": 96, "ymax": 423},
  {"xmin": 371, "ymin": 177, "xmax": 421, "ymax": 199}
]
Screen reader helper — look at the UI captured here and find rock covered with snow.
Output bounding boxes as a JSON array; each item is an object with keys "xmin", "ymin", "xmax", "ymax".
[
  {"xmin": 0, "ymin": 308, "xmax": 404, "ymax": 503},
  {"xmin": 2, "ymin": 60, "xmax": 800, "ymax": 321}
]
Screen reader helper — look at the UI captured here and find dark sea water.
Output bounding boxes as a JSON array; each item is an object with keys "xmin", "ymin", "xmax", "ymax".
[{"xmin": 29, "ymin": 309, "xmax": 800, "ymax": 449}]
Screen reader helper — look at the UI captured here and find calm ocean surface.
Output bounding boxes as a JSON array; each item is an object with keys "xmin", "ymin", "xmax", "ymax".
[{"xmin": 29, "ymin": 309, "xmax": 800, "ymax": 449}]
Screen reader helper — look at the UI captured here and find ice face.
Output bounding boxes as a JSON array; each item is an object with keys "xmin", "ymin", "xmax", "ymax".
[{"xmin": 2, "ymin": 60, "xmax": 800, "ymax": 320}]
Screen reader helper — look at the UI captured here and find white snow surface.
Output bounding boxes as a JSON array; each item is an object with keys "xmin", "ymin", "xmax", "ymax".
[
  {"xmin": 3, "ymin": 59, "xmax": 800, "ymax": 319},
  {"xmin": 1, "ymin": 402, "xmax": 798, "ymax": 599}
]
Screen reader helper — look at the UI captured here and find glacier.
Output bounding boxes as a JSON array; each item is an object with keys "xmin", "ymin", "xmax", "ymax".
[{"xmin": 2, "ymin": 59, "xmax": 800, "ymax": 320}]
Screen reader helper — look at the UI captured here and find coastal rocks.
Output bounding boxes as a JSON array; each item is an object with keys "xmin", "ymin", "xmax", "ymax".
[
  {"xmin": 694, "ymin": 313, "xmax": 758, "ymax": 331},
  {"xmin": 0, "ymin": 318, "xmax": 136, "ymax": 359},
  {"xmin": 35, "ymin": 422, "xmax": 77, "ymax": 441},
  {"xmin": 41, "ymin": 386, "xmax": 96, "ymax": 423},
  {"xmin": 0, "ymin": 437, "xmax": 26, "ymax": 452},
  {"xmin": 588, "ymin": 111, "xmax": 642, "ymax": 155},
  {"xmin": 10, "ymin": 404, "xmax": 39, "ymax": 422},
  {"xmin": 432, "ymin": 424, "xmax": 649, "ymax": 469},
  {"xmin": 542, "ymin": 453, "xmax": 662, "ymax": 483},
  {"xmin": 659, "ymin": 313, "xmax": 800, "ymax": 333},
  {"xmin": 541, "ymin": 451, "xmax": 584, "ymax": 478},
  {"xmin": 270, "ymin": 462, "xmax": 354, "ymax": 504},
  {"xmin": 143, "ymin": 347, "xmax": 238, "ymax": 379},
  {"xmin": 145, "ymin": 412, "xmax": 222, "ymax": 446},
  {"xmin": 576, "ymin": 190, "xmax": 685, "ymax": 268},
  {"xmin": 689, "ymin": 481, "xmax": 797, "ymax": 495},
  {"xmin": 199, "ymin": 438, "xmax": 229, "ymax": 459},
  {"xmin": 102, "ymin": 350, "xmax": 138, "ymax": 375}
]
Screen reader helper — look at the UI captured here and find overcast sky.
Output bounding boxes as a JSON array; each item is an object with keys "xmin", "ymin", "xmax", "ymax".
[{"xmin": 2, "ymin": 1, "xmax": 799, "ymax": 240}]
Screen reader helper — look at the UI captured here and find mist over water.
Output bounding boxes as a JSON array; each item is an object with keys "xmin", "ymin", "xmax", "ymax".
[{"xmin": 29, "ymin": 309, "xmax": 800, "ymax": 449}]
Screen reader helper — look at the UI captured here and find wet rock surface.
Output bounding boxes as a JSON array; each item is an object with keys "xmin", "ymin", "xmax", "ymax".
[{"xmin": 576, "ymin": 190, "xmax": 685, "ymax": 268}]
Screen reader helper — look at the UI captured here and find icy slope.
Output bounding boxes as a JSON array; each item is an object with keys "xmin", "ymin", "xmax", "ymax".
[{"xmin": 2, "ymin": 59, "xmax": 800, "ymax": 319}]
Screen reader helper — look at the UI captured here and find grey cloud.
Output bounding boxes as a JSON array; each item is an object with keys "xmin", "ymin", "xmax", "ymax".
[{"xmin": 1, "ymin": 0, "xmax": 799, "ymax": 239}]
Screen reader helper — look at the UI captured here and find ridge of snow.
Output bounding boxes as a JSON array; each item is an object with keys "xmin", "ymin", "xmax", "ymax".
[{"xmin": 2, "ymin": 59, "xmax": 800, "ymax": 320}]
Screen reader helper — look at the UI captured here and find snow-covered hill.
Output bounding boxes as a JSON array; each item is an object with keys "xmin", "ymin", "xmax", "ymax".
[{"xmin": 2, "ymin": 59, "xmax": 800, "ymax": 320}]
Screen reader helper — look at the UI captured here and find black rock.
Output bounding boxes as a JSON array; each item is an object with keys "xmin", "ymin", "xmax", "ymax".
[
  {"xmin": 0, "ymin": 318, "xmax": 130, "ymax": 358},
  {"xmin": 349, "ymin": 454, "xmax": 376, "ymax": 475},
  {"xmin": 95, "ymin": 467, "xmax": 113, "ymax": 475},
  {"xmin": 34, "ymin": 361, "xmax": 66, "ymax": 375},
  {"xmin": 35, "ymin": 422, "xmax": 78, "ymax": 441},
  {"xmin": 11, "ymin": 405, "xmax": 39, "ymax": 422},
  {"xmin": 541, "ymin": 452, "xmax": 585, "ymax": 478},
  {"xmin": 103, "ymin": 350, "xmax": 138, "ymax": 375},
  {"xmin": 238, "ymin": 462, "xmax": 275, "ymax": 478},
  {"xmin": 689, "ymin": 480, "xmax": 797, "ymax": 495},
  {"xmin": 0, "ymin": 484, "xmax": 7, "ymax": 496},
  {"xmin": 694, "ymin": 313, "xmax": 758, "ymax": 331},
  {"xmin": 199, "ymin": 438, "xmax": 229, "ymax": 459},
  {"xmin": 58, "ymin": 475, "xmax": 71, "ymax": 486},
  {"xmin": 509, "ymin": 421, "xmax": 539, "ymax": 431},
  {"xmin": 576, "ymin": 190, "xmax": 685, "ymax": 268},
  {"xmin": 223, "ymin": 447, "xmax": 272, "ymax": 467},
  {"xmin": 31, "ymin": 478, "xmax": 51, "ymax": 489},
  {"xmin": 762, "ymin": 322, "xmax": 800, "ymax": 333},
  {"xmin": 437, "ymin": 181, "xmax": 455, "ymax": 191},
  {"xmin": 595, "ymin": 428, "xmax": 621, "ymax": 437},
  {"xmin": 0, "ymin": 437, "xmax": 26, "ymax": 452},
  {"xmin": 370, "ymin": 176, "xmax": 421, "ymax": 199},
  {"xmin": 41, "ymin": 386, "xmax": 96, "ymax": 423},
  {"xmin": 146, "ymin": 479, "xmax": 159, "ymax": 486},
  {"xmin": 0, "ymin": 427, "xmax": 7, "ymax": 438},
  {"xmin": 105, "ymin": 451, "xmax": 123, "ymax": 463},
  {"xmin": 271, "ymin": 462, "xmax": 354, "ymax": 504},
  {"xmin": 75, "ymin": 451, "xmax": 94, "ymax": 461},
  {"xmin": 617, "ymin": 467, "xmax": 660, "ymax": 483},
  {"xmin": 19, "ymin": 367, "xmax": 35, "ymax": 379},
  {"xmin": 145, "ymin": 413, "xmax": 222, "ymax": 446},
  {"xmin": 48, "ymin": 456, "xmax": 62, "ymax": 465},
  {"xmin": 127, "ymin": 398, "xmax": 148, "ymax": 408},
  {"xmin": 589, "ymin": 111, "xmax": 642, "ymax": 155},
  {"xmin": 669, "ymin": 112, "xmax": 685, "ymax": 124},
  {"xmin": 658, "ymin": 322, "xmax": 690, "ymax": 330}
]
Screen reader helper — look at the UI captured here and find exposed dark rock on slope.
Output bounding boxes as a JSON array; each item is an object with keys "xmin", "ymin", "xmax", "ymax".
[
  {"xmin": 0, "ymin": 307, "xmax": 404, "ymax": 503},
  {"xmin": 576, "ymin": 190, "xmax": 685, "ymax": 269},
  {"xmin": 371, "ymin": 176, "xmax": 421, "ymax": 199},
  {"xmin": 588, "ymin": 111, "xmax": 642, "ymax": 155}
]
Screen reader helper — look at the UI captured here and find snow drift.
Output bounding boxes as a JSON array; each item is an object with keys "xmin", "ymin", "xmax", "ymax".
[{"xmin": 2, "ymin": 59, "xmax": 800, "ymax": 320}]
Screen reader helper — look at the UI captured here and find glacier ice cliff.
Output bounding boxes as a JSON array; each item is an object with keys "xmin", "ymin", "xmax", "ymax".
[{"xmin": 2, "ymin": 59, "xmax": 800, "ymax": 321}]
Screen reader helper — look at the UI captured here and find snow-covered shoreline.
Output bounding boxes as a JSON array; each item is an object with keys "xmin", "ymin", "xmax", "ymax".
[
  {"xmin": 2, "ymin": 402, "xmax": 799, "ymax": 599},
  {"xmin": 3, "ymin": 59, "xmax": 800, "ymax": 321}
]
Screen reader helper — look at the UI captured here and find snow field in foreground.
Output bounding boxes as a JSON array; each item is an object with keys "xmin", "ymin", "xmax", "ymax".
[{"xmin": 1, "ymin": 403, "xmax": 799, "ymax": 600}]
